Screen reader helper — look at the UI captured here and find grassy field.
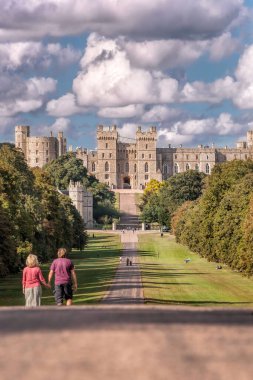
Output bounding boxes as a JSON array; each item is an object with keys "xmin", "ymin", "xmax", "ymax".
[
  {"xmin": 0, "ymin": 233, "xmax": 121, "ymax": 306},
  {"xmin": 138, "ymin": 233, "xmax": 253, "ymax": 307}
]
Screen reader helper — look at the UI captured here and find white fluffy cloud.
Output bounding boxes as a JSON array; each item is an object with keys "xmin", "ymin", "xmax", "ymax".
[
  {"xmin": 0, "ymin": 0, "xmax": 244, "ymax": 41},
  {"xmin": 98, "ymin": 104, "xmax": 144, "ymax": 119},
  {"xmin": 157, "ymin": 113, "xmax": 246, "ymax": 146},
  {"xmin": 73, "ymin": 34, "xmax": 178, "ymax": 108},
  {"xmin": 141, "ymin": 106, "xmax": 182, "ymax": 123},
  {"xmin": 47, "ymin": 93, "xmax": 87, "ymax": 117},
  {"xmin": 209, "ymin": 32, "xmax": 239, "ymax": 61},
  {"xmin": 0, "ymin": 76, "xmax": 56, "ymax": 116},
  {"xmin": 39, "ymin": 118, "xmax": 71, "ymax": 136},
  {"xmin": 0, "ymin": 42, "xmax": 81, "ymax": 71}
]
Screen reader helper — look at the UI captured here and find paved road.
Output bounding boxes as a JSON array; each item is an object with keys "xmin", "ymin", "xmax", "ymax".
[
  {"xmin": 1, "ymin": 306, "xmax": 253, "ymax": 380},
  {"xmin": 103, "ymin": 231, "xmax": 144, "ymax": 304}
]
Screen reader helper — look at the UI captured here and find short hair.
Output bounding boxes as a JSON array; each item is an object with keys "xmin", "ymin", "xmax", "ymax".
[
  {"xmin": 26, "ymin": 254, "xmax": 39, "ymax": 268},
  {"xmin": 57, "ymin": 248, "xmax": 67, "ymax": 258}
]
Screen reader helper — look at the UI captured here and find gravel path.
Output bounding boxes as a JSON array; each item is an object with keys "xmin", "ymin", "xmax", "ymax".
[{"xmin": 103, "ymin": 231, "xmax": 144, "ymax": 304}]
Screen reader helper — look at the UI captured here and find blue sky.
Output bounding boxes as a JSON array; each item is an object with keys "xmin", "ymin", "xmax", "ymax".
[{"xmin": 0, "ymin": 0, "xmax": 252, "ymax": 149}]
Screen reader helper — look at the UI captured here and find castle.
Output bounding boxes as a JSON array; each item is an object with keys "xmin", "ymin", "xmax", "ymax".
[
  {"xmin": 76, "ymin": 125, "xmax": 253, "ymax": 190},
  {"xmin": 15, "ymin": 125, "xmax": 67, "ymax": 167},
  {"xmin": 15, "ymin": 124, "xmax": 253, "ymax": 190}
]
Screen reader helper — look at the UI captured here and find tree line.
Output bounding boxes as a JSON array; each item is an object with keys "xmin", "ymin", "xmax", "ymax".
[
  {"xmin": 172, "ymin": 160, "xmax": 253, "ymax": 275},
  {"xmin": 0, "ymin": 145, "xmax": 87, "ymax": 277}
]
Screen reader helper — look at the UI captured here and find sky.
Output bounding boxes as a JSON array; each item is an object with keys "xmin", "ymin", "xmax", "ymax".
[{"xmin": 0, "ymin": 0, "xmax": 253, "ymax": 149}]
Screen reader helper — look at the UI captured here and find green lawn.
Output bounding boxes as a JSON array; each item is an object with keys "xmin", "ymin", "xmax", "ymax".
[
  {"xmin": 138, "ymin": 233, "xmax": 253, "ymax": 307},
  {"xmin": 0, "ymin": 233, "xmax": 121, "ymax": 306}
]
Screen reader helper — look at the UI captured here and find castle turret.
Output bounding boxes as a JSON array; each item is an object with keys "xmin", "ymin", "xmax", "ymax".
[
  {"xmin": 15, "ymin": 125, "xmax": 30, "ymax": 158},
  {"xmin": 68, "ymin": 181, "xmax": 93, "ymax": 228},
  {"xmin": 247, "ymin": 131, "xmax": 253, "ymax": 148},
  {"xmin": 57, "ymin": 131, "xmax": 67, "ymax": 156},
  {"xmin": 96, "ymin": 125, "xmax": 118, "ymax": 188}
]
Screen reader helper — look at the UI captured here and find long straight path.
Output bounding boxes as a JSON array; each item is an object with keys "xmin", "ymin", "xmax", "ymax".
[{"xmin": 102, "ymin": 231, "xmax": 144, "ymax": 304}]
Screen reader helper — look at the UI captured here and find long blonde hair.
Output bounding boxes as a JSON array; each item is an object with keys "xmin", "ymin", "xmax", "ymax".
[{"xmin": 26, "ymin": 254, "xmax": 39, "ymax": 268}]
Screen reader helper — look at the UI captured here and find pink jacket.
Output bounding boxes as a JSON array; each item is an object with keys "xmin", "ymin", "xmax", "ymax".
[{"xmin": 22, "ymin": 267, "xmax": 47, "ymax": 288}]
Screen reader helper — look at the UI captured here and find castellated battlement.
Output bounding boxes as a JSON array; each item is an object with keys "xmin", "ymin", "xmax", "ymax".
[{"xmin": 15, "ymin": 125, "xmax": 66, "ymax": 168}]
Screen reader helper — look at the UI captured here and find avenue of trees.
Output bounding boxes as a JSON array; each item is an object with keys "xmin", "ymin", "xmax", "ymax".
[
  {"xmin": 0, "ymin": 145, "xmax": 87, "ymax": 277},
  {"xmin": 172, "ymin": 160, "xmax": 253, "ymax": 276},
  {"xmin": 140, "ymin": 171, "xmax": 206, "ymax": 228},
  {"xmin": 44, "ymin": 153, "xmax": 119, "ymax": 224}
]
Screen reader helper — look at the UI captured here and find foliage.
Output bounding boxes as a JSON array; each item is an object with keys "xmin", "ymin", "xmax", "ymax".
[
  {"xmin": 140, "ymin": 170, "xmax": 206, "ymax": 228},
  {"xmin": 45, "ymin": 153, "xmax": 118, "ymax": 223},
  {"xmin": 0, "ymin": 146, "xmax": 87, "ymax": 277},
  {"xmin": 173, "ymin": 160, "xmax": 253, "ymax": 276}
]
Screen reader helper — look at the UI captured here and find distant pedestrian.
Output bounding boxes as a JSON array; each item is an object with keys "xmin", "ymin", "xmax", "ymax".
[
  {"xmin": 22, "ymin": 254, "xmax": 50, "ymax": 307},
  {"xmin": 126, "ymin": 257, "xmax": 129, "ymax": 266},
  {"xmin": 119, "ymin": 256, "xmax": 122, "ymax": 262},
  {"xmin": 48, "ymin": 248, "xmax": 77, "ymax": 306}
]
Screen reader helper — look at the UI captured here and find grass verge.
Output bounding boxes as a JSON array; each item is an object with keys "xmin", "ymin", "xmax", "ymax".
[
  {"xmin": 138, "ymin": 233, "xmax": 253, "ymax": 307},
  {"xmin": 0, "ymin": 233, "xmax": 121, "ymax": 306}
]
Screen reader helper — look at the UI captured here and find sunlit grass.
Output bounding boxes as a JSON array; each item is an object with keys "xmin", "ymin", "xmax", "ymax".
[
  {"xmin": 139, "ymin": 233, "xmax": 253, "ymax": 307},
  {"xmin": 0, "ymin": 233, "xmax": 121, "ymax": 306}
]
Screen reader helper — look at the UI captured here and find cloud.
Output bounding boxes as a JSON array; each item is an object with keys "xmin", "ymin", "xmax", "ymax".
[
  {"xmin": 209, "ymin": 32, "xmax": 240, "ymax": 61},
  {"xmin": 0, "ymin": 0, "xmax": 244, "ymax": 42},
  {"xmin": 141, "ymin": 106, "xmax": 182, "ymax": 123},
  {"xmin": 47, "ymin": 93, "xmax": 87, "ymax": 117},
  {"xmin": 98, "ymin": 104, "xmax": 144, "ymax": 119},
  {"xmin": 0, "ymin": 75, "xmax": 57, "ymax": 116},
  {"xmin": 73, "ymin": 34, "xmax": 179, "ymax": 108},
  {"xmin": 157, "ymin": 113, "xmax": 247, "ymax": 146},
  {"xmin": 39, "ymin": 118, "xmax": 71, "ymax": 135},
  {"xmin": 0, "ymin": 42, "xmax": 81, "ymax": 71},
  {"xmin": 181, "ymin": 76, "xmax": 237, "ymax": 103},
  {"xmin": 123, "ymin": 39, "xmax": 208, "ymax": 70}
]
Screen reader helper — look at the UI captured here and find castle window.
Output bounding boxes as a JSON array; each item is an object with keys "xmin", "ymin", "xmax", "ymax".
[
  {"xmin": 149, "ymin": 154, "xmax": 152, "ymax": 159},
  {"xmin": 109, "ymin": 153, "xmax": 112, "ymax": 158},
  {"xmin": 105, "ymin": 174, "xmax": 109, "ymax": 179},
  {"xmin": 206, "ymin": 155, "xmax": 209, "ymax": 160},
  {"xmin": 144, "ymin": 162, "xmax": 148, "ymax": 172},
  {"xmin": 126, "ymin": 163, "xmax": 129, "ymax": 172},
  {"xmin": 142, "ymin": 154, "xmax": 144, "ymax": 159},
  {"xmin": 195, "ymin": 164, "xmax": 199, "ymax": 171},
  {"xmin": 102, "ymin": 153, "xmax": 105, "ymax": 158},
  {"xmin": 196, "ymin": 155, "xmax": 198, "ymax": 160},
  {"xmin": 46, "ymin": 150, "xmax": 48, "ymax": 155},
  {"xmin": 36, "ymin": 150, "xmax": 38, "ymax": 155},
  {"xmin": 134, "ymin": 164, "xmax": 137, "ymax": 173},
  {"xmin": 186, "ymin": 163, "xmax": 190, "ymax": 171},
  {"xmin": 36, "ymin": 158, "xmax": 39, "ymax": 163},
  {"xmin": 92, "ymin": 162, "xmax": 96, "ymax": 172},
  {"xmin": 106, "ymin": 143, "xmax": 108, "ymax": 149},
  {"xmin": 146, "ymin": 144, "xmax": 148, "ymax": 149},
  {"xmin": 174, "ymin": 163, "xmax": 179, "ymax": 174},
  {"xmin": 163, "ymin": 164, "xmax": 168, "ymax": 174},
  {"xmin": 46, "ymin": 158, "xmax": 49, "ymax": 163},
  {"xmin": 175, "ymin": 154, "xmax": 177, "ymax": 159},
  {"xmin": 105, "ymin": 162, "xmax": 109, "ymax": 172},
  {"xmin": 145, "ymin": 175, "xmax": 149, "ymax": 180},
  {"xmin": 206, "ymin": 163, "xmax": 210, "ymax": 174}
]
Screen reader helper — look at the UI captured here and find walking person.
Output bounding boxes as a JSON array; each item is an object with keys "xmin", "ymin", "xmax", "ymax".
[
  {"xmin": 48, "ymin": 248, "xmax": 77, "ymax": 306},
  {"xmin": 22, "ymin": 254, "xmax": 50, "ymax": 307}
]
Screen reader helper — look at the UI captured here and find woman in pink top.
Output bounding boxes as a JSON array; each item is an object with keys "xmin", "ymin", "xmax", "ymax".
[{"xmin": 22, "ymin": 254, "xmax": 50, "ymax": 307}]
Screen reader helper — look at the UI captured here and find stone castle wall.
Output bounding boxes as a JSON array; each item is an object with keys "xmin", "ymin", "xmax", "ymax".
[{"xmin": 15, "ymin": 125, "xmax": 67, "ymax": 168}]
